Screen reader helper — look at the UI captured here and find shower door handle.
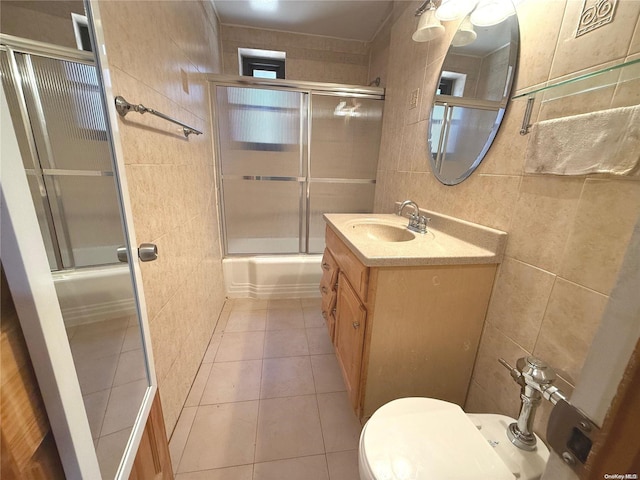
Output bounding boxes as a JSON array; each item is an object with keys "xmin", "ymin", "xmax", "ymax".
[{"xmin": 116, "ymin": 243, "xmax": 158, "ymax": 263}]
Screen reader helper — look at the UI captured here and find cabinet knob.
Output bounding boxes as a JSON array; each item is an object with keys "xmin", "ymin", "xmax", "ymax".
[
  {"xmin": 322, "ymin": 262, "xmax": 330, "ymax": 270},
  {"xmin": 321, "ymin": 311, "xmax": 327, "ymax": 319},
  {"xmin": 352, "ymin": 321, "xmax": 360, "ymax": 329},
  {"xmin": 321, "ymin": 286, "xmax": 328, "ymax": 294}
]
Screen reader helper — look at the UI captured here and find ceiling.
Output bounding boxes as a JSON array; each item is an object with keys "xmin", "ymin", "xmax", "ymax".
[
  {"xmin": 212, "ymin": 0, "xmax": 394, "ymax": 42},
  {"xmin": 457, "ymin": 19, "xmax": 514, "ymax": 56}
]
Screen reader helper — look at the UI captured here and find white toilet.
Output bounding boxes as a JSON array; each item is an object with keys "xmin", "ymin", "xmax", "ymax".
[{"xmin": 358, "ymin": 397, "xmax": 550, "ymax": 480}]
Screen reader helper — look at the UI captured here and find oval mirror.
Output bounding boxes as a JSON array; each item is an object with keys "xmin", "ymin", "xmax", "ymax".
[{"xmin": 429, "ymin": 3, "xmax": 519, "ymax": 185}]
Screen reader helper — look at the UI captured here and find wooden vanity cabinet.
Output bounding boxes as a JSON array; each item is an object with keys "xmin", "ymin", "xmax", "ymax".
[
  {"xmin": 335, "ymin": 272, "xmax": 367, "ymax": 410},
  {"xmin": 323, "ymin": 225, "xmax": 498, "ymax": 423}
]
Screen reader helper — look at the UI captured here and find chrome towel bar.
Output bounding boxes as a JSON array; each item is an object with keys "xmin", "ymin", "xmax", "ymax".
[{"xmin": 114, "ymin": 95, "xmax": 202, "ymax": 138}]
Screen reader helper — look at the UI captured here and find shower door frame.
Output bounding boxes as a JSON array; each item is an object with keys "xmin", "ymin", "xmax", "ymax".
[
  {"xmin": 208, "ymin": 75, "xmax": 384, "ymax": 256},
  {"xmin": 1, "ymin": 37, "xmax": 117, "ymax": 271}
]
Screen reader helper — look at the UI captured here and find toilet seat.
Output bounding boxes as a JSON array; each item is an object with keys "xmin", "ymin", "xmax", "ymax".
[{"xmin": 359, "ymin": 397, "xmax": 516, "ymax": 480}]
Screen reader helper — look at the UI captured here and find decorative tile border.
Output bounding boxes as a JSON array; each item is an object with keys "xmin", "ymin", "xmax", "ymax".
[{"xmin": 576, "ymin": 0, "xmax": 617, "ymax": 37}]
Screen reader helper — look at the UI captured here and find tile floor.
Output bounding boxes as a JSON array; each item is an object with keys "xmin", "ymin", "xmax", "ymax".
[
  {"xmin": 169, "ymin": 298, "xmax": 362, "ymax": 480},
  {"xmin": 66, "ymin": 314, "xmax": 148, "ymax": 478}
]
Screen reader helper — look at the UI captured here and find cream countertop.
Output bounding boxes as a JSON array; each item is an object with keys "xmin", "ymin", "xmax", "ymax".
[{"xmin": 323, "ymin": 212, "xmax": 507, "ymax": 267}]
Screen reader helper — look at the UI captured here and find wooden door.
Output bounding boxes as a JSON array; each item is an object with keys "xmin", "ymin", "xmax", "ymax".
[
  {"xmin": 129, "ymin": 394, "xmax": 173, "ymax": 480},
  {"xmin": 1, "ymin": 268, "xmax": 65, "ymax": 480},
  {"xmin": 335, "ymin": 273, "xmax": 367, "ymax": 410}
]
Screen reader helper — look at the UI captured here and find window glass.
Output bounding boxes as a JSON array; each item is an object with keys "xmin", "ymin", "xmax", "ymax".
[{"xmin": 241, "ymin": 56, "xmax": 285, "ymax": 79}]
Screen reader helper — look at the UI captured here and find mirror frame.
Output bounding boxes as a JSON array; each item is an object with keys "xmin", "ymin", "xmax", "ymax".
[
  {"xmin": 85, "ymin": 1, "xmax": 159, "ymax": 478},
  {"xmin": 428, "ymin": 9, "xmax": 520, "ymax": 185}
]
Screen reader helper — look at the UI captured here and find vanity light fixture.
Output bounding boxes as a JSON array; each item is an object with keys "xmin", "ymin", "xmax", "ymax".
[
  {"xmin": 435, "ymin": 0, "xmax": 478, "ymax": 22},
  {"xmin": 469, "ymin": 0, "xmax": 515, "ymax": 27},
  {"xmin": 413, "ymin": 0, "xmax": 516, "ymax": 42},
  {"xmin": 451, "ymin": 16, "xmax": 477, "ymax": 46},
  {"xmin": 412, "ymin": 0, "xmax": 445, "ymax": 42}
]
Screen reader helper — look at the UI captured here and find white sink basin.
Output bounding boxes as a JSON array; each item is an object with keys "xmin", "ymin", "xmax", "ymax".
[
  {"xmin": 324, "ymin": 212, "xmax": 508, "ymax": 267},
  {"xmin": 347, "ymin": 221, "xmax": 415, "ymax": 243}
]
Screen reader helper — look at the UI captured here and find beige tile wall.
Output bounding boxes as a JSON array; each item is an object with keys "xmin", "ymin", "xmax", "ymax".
[
  {"xmin": 442, "ymin": 53, "xmax": 482, "ymax": 96},
  {"xmin": 367, "ymin": 16, "xmax": 392, "ymax": 88},
  {"xmin": 0, "ymin": 1, "xmax": 85, "ymax": 48},
  {"xmin": 477, "ymin": 45, "xmax": 510, "ymax": 101},
  {"xmin": 220, "ymin": 25, "xmax": 371, "ymax": 85},
  {"xmin": 369, "ymin": 0, "xmax": 640, "ymax": 440},
  {"xmin": 97, "ymin": 0, "xmax": 226, "ymax": 435}
]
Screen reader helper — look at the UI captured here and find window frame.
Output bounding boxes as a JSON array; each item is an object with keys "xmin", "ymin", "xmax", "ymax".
[{"xmin": 241, "ymin": 56, "xmax": 285, "ymax": 79}]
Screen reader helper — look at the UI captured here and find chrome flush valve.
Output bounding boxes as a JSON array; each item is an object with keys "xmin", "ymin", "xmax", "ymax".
[{"xmin": 498, "ymin": 356, "xmax": 567, "ymax": 451}]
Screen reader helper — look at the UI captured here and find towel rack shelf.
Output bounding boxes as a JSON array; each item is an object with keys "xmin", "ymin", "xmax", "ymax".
[{"xmin": 512, "ymin": 57, "xmax": 640, "ymax": 135}]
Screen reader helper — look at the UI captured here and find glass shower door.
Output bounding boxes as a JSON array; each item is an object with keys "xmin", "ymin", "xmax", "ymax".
[
  {"xmin": 307, "ymin": 94, "xmax": 383, "ymax": 253},
  {"xmin": 214, "ymin": 82, "xmax": 384, "ymax": 256},
  {"xmin": 2, "ymin": 51, "xmax": 122, "ymax": 270},
  {"xmin": 216, "ymin": 86, "xmax": 308, "ymax": 254}
]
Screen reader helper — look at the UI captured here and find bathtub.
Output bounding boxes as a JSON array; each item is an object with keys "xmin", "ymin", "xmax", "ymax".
[
  {"xmin": 223, "ymin": 255, "xmax": 323, "ymax": 298},
  {"xmin": 52, "ymin": 264, "xmax": 136, "ymax": 327}
]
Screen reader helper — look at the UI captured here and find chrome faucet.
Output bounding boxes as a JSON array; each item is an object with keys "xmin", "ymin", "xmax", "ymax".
[
  {"xmin": 499, "ymin": 356, "xmax": 567, "ymax": 451},
  {"xmin": 398, "ymin": 200, "xmax": 430, "ymax": 234}
]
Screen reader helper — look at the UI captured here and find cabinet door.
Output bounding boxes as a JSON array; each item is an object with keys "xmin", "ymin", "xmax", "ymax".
[
  {"xmin": 335, "ymin": 273, "xmax": 367, "ymax": 411},
  {"xmin": 320, "ymin": 248, "xmax": 339, "ymax": 340},
  {"xmin": 321, "ymin": 295, "xmax": 337, "ymax": 340},
  {"xmin": 325, "ymin": 226, "xmax": 369, "ymax": 301},
  {"xmin": 320, "ymin": 248, "xmax": 339, "ymax": 289}
]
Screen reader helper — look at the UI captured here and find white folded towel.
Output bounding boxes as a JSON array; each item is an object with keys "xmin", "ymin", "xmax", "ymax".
[{"xmin": 524, "ymin": 104, "xmax": 640, "ymax": 176}]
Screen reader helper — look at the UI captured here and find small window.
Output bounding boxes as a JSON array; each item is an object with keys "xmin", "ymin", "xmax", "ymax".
[
  {"xmin": 241, "ymin": 56, "xmax": 285, "ymax": 79},
  {"xmin": 71, "ymin": 13, "xmax": 92, "ymax": 52},
  {"xmin": 238, "ymin": 48, "xmax": 286, "ymax": 79},
  {"xmin": 438, "ymin": 78, "xmax": 454, "ymax": 96},
  {"xmin": 437, "ymin": 71, "xmax": 467, "ymax": 97}
]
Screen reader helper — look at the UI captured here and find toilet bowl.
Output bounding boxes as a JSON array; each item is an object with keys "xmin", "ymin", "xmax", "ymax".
[{"xmin": 358, "ymin": 397, "xmax": 549, "ymax": 480}]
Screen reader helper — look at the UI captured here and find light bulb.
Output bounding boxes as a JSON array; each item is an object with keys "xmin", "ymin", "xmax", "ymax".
[
  {"xmin": 435, "ymin": 0, "xmax": 478, "ymax": 22},
  {"xmin": 451, "ymin": 16, "xmax": 477, "ymax": 47},
  {"xmin": 470, "ymin": 0, "xmax": 515, "ymax": 27}
]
